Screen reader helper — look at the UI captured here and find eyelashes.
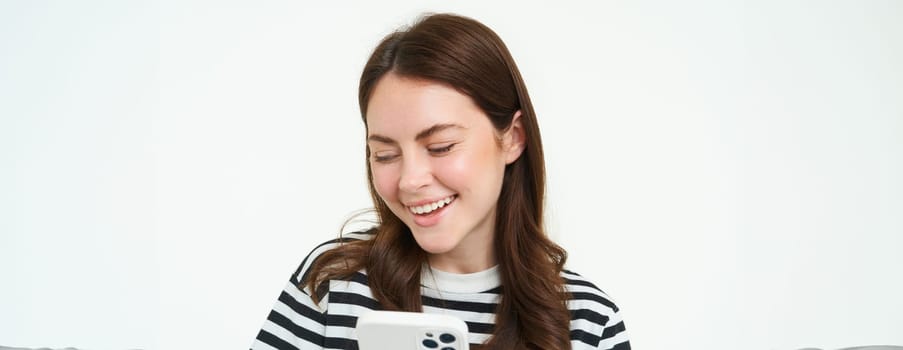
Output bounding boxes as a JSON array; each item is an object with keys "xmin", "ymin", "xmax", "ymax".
[
  {"xmin": 373, "ymin": 154, "xmax": 398, "ymax": 163},
  {"xmin": 428, "ymin": 143, "xmax": 455, "ymax": 155},
  {"xmin": 372, "ymin": 143, "xmax": 457, "ymax": 163}
]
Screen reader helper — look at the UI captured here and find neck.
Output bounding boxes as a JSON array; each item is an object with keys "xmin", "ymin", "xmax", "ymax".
[{"xmin": 428, "ymin": 248, "xmax": 496, "ymax": 274}]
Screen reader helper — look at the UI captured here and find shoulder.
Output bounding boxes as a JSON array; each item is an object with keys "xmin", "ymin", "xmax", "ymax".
[
  {"xmin": 561, "ymin": 269, "xmax": 631, "ymax": 349},
  {"xmin": 289, "ymin": 229, "xmax": 375, "ymax": 286},
  {"xmin": 252, "ymin": 230, "xmax": 376, "ymax": 350},
  {"xmin": 561, "ymin": 269, "xmax": 620, "ymax": 314}
]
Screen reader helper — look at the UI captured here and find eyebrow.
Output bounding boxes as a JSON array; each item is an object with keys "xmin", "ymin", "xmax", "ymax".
[{"xmin": 368, "ymin": 123, "xmax": 465, "ymax": 144}]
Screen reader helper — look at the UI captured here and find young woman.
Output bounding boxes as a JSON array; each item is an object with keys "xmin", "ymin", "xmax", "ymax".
[{"xmin": 252, "ymin": 13, "xmax": 630, "ymax": 350}]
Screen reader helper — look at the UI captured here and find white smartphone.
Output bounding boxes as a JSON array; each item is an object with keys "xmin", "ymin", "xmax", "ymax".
[{"xmin": 356, "ymin": 310, "xmax": 470, "ymax": 350}]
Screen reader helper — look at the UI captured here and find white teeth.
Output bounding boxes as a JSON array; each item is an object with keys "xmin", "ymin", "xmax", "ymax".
[{"xmin": 409, "ymin": 195, "xmax": 455, "ymax": 215}]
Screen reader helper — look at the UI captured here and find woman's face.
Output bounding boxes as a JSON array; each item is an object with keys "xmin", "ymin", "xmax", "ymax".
[{"xmin": 365, "ymin": 73, "xmax": 523, "ymax": 272}]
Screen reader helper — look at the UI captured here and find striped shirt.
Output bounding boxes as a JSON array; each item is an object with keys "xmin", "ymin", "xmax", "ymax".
[{"xmin": 252, "ymin": 232, "xmax": 630, "ymax": 350}]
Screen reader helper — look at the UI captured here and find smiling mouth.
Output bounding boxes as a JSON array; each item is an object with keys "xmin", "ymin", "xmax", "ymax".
[{"xmin": 408, "ymin": 195, "xmax": 456, "ymax": 215}]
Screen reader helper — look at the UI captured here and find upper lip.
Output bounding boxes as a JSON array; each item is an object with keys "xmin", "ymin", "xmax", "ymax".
[{"xmin": 404, "ymin": 195, "xmax": 455, "ymax": 207}]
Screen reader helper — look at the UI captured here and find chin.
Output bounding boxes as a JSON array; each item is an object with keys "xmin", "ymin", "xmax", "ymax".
[
  {"xmin": 410, "ymin": 230, "xmax": 458, "ymax": 255},
  {"xmin": 419, "ymin": 244, "xmax": 455, "ymax": 255}
]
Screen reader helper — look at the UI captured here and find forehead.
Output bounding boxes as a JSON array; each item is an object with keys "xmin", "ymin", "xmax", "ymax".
[{"xmin": 365, "ymin": 74, "xmax": 486, "ymax": 136}]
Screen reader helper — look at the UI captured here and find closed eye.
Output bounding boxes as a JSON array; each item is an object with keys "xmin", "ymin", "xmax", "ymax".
[
  {"xmin": 428, "ymin": 143, "xmax": 456, "ymax": 155},
  {"xmin": 372, "ymin": 152, "xmax": 399, "ymax": 163},
  {"xmin": 374, "ymin": 155, "xmax": 397, "ymax": 163}
]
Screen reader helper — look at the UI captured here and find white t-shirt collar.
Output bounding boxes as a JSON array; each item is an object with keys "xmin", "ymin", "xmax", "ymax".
[{"xmin": 420, "ymin": 264, "xmax": 501, "ymax": 293}]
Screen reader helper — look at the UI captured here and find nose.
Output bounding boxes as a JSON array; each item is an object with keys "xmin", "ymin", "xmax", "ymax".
[{"xmin": 398, "ymin": 152, "xmax": 432, "ymax": 193}]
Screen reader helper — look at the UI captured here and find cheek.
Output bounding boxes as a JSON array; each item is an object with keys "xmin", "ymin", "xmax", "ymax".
[
  {"xmin": 432, "ymin": 155, "xmax": 469, "ymax": 185},
  {"xmin": 370, "ymin": 165, "xmax": 399, "ymax": 201},
  {"xmin": 434, "ymin": 149, "xmax": 503, "ymax": 188}
]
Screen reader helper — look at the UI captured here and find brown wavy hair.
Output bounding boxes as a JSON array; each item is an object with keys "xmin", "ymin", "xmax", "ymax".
[{"xmin": 306, "ymin": 13, "xmax": 571, "ymax": 349}]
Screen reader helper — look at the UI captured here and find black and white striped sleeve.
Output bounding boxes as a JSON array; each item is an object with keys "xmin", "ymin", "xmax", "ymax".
[
  {"xmin": 564, "ymin": 270, "xmax": 631, "ymax": 350},
  {"xmin": 252, "ymin": 279, "xmax": 329, "ymax": 350},
  {"xmin": 595, "ymin": 303, "xmax": 630, "ymax": 350},
  {"xmin": 251, "ymin": 237, "xmax": 358, "ymax": 350}
]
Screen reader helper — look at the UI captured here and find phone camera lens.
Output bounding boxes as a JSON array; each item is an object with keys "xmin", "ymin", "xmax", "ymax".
[
  {"xmin": 422, "ymin": 339, "xmax": 439, "ymax": 348},
  {"xmin": 439, "ymin": 333, "xmax": 456, "ymax": 343}
]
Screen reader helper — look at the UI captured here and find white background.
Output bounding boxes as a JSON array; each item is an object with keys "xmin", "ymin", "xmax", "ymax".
[{"xmin": 1, "ymin": 1, "xmax": 901, "ymax": 349}]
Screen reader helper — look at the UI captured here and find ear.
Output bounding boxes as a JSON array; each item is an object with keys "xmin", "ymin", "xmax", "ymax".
[{"xmin": 503, "ymin": 110, "xmax": 526, "ymax": 164}]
